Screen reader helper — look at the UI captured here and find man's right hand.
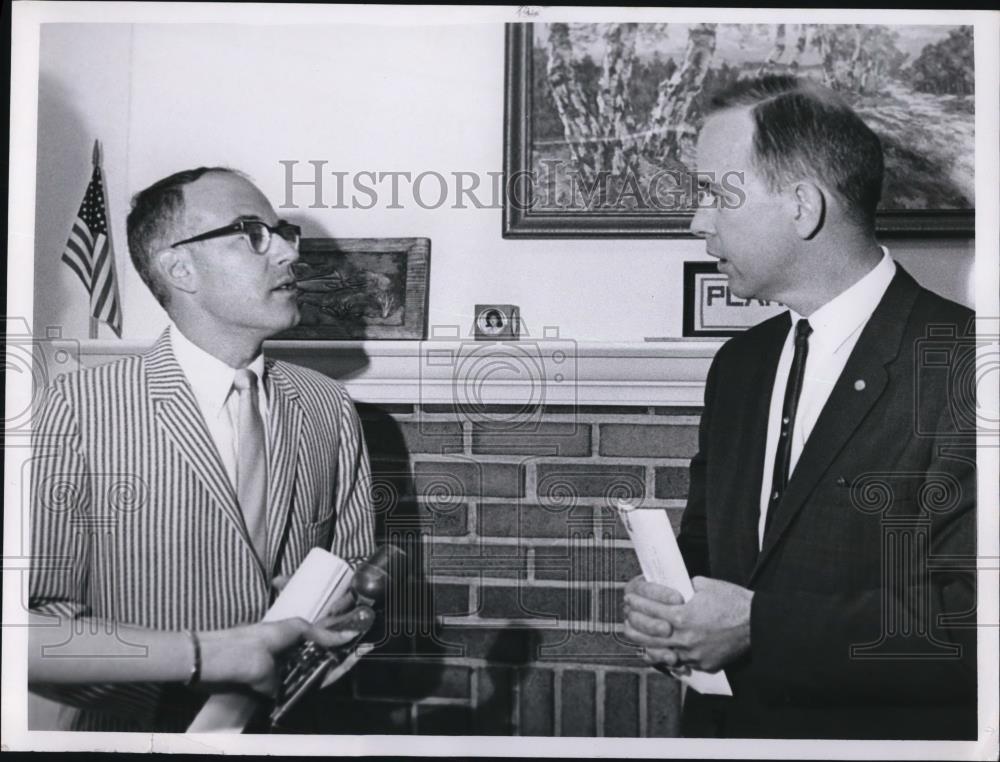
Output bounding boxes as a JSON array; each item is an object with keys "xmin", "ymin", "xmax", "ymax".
[
  {"xmin": 198, "ymin": 609, "xmax": 372, "ymax": 697},
  {"xmin": 622, "ymin": 574, "xmax": 687, "ymax": 672},
  {"xmin": 623, "ymin": 573, "xmax": 753, "ymax": 673}
]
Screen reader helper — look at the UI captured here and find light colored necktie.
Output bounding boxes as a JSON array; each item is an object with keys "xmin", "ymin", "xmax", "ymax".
[{"xmin": 232, "ymin": 369, "xmax": 267, "ymax": 564}]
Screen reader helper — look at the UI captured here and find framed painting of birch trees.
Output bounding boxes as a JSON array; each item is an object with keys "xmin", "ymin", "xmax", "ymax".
[{"xmin": 503, "ymin": 22, "xmax": 974, "ymax": 238}]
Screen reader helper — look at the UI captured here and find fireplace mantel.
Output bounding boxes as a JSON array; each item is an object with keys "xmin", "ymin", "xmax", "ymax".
[{"xmin": 74, "ymin": 339, "xmax": 723, "ymax": 407}]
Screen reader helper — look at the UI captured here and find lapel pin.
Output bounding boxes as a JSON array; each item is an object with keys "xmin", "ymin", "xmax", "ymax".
[{"xmin": 854, "ymin": 379, "xmax": 866, "ymax": 391}]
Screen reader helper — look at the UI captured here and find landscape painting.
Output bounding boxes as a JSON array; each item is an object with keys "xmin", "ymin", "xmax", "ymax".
[
  {"xmin": 504, "ymin": 22, "xmax": 974, "ymax": 236},
  {"xmin": 276, "ymin": 238, "xmax": 429, "ymax": 340}
]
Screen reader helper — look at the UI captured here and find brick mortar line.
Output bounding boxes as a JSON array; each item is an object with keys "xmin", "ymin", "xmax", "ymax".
[
  {"xmin": 512, "ymin": 658, "xmax": 522, "ymax": 735},
  {"xmin": 440, "ymin": 527, "xmax": 677, "ymax": 536},
  {"xmin": 403, "ymin": 696, "xmax": 472, "ymax": 707},
  {"xmin": 427, "ymin": 568, "xmax": 637, "ymax": 582},
  {"xmin": 424, "ymin": 570, "xmax": 634, "ymax": 583},
  {"xmin": 467, "ymin": 574, "xmax": 481, "ymax": 614},
  {"xmin": 409, "ymin": 453, "xmax": 694, "ymax": 465},
  {"xmin": 525, "ymin": 461, "xmax": 538, "ymax": 503},
  {"xmin": 553, "ymin": 668, "xmax": 563, "ymax": 736},
  {"xmin": 590, "ymin": 579, "xmax": 600, "ymax": 642},
  {"xmin": 422, "ymin": 528, "xmax": 674, "ymax": 538},
  {"xmin": 347, "ymin": 694, "xmax": 470, "ymax": 706},
  {"xmin": 464, "ymin": 497, "xmax": 686, "ymax": 508},
  {"xmin": 645, "ymin": 465, "xmax": 657, "ymax": 504},
  {"xmin": 467, "ymin": 499, "xmax": 478, "ymax": 535},
  {"xmin": 587, "ymin": 457, "xmax": 692, "ymax": 466},
  {"xmin": 439, "ymin": 496, "xmax": 687, "ymax": 504},
  {"xmin": 596, "ymin": 669, "xmax": 606, "ymax": 737},
  {"xmin": 384, "ymin": 410, "xmax": 700, "ymax": 417},
  {"xmin": 410, "ymin": 534, "xmax": 642, "ymax": 544},
  {"xmin": 408, "ymin": 419, "xmax": 655, "ymax": 430},
  {"xmin": 423, "ymin": 535, "xmax": 638, "ymax": 547},
  {"xmin": 409, "ymin": 411, "xmax": 700, "ymax": 419},
  {"xmin": 436, "ymin": 615, "xmax": 627, "ymax": 632},
  {"xmin": 402, "ymin": 418, "xmax": 702, "ymax": 430},
  {"xmin": 428, "ymin": 577, "xmax": 634, "ymax": 590},
  {"xmin": 392, "ymin": 527, "xmax": 676, "ymax": 538},
  {"xmin": 427, "ymin": 559, "xmax": 637, "ymax": 572},
  {"xmin": 638, "ymin": 670, "xmax": 648, "ymax": 738},
  {"xmin": 360, "ymin": 656, "xmax": 658, "ymax": 677}
]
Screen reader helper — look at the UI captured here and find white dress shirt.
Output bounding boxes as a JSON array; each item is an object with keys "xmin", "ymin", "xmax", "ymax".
[
  {"xmin": 169, "ymin": 324, "xmax": 268, "ymax": 490},
  {"xmin": 757, "ymin": 248, "xmax": 896, "ymax": 547}
]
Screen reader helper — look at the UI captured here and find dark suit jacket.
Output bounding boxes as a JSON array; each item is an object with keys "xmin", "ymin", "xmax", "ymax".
[{"xmin": 677, "ymin": 266, "xmax": 977, "ymax": 740}]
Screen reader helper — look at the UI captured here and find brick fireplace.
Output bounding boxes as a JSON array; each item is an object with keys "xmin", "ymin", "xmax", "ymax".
[{"xmin": 76, "ymin": 336, "xmax": 721, "ymax": 736}]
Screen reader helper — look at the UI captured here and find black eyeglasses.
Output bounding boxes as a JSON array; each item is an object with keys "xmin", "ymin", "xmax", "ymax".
[{"xmin": 170, "ymin": 219, "xmax": 301, "ymax": 255}]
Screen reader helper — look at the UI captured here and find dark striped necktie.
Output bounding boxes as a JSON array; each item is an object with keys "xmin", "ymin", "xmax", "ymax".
[{"xmin": 764, "ymin": 318, "xmax": 812, "ymax": 539}]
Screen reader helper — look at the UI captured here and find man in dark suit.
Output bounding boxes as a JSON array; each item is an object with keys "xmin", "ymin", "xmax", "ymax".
[
  {"xmin": 623, "ymin": 76, "xmax": 977, "ymax": 739},
  {"xmin": 29, "ymin": 168, "xmax": 376, "ymax": 731}
]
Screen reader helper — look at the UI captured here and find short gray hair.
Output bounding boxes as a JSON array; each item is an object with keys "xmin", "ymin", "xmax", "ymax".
[{"xmin": 704, "ymin": 75, "xmax": 884, "ymax": 230}]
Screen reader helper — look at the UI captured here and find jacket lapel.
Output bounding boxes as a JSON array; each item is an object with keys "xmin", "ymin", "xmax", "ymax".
[
  {"xmin": 263, "ymin": 361, "xmax": 304, "ymax": 575},
  {"xmin": 145, "ymin": 330, "xmax": 250, "ymax": 546},
  {"xmin": 750, "ymin": 268, "xmax": 920, "ymax": 580}
]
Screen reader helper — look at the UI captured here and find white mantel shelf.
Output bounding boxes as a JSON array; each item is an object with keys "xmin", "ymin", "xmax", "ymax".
[{"xmin": 75, "ymin": 339, "xmax": 724, "ymax": 407}]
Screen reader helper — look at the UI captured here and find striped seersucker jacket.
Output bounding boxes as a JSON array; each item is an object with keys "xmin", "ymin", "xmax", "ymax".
[{"xmin": 29, "ymin": 329, "xmax": 375, "ymax": 731}]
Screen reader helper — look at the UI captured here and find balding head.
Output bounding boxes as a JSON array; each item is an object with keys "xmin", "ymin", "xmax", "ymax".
[{"xmin": 126, "ymin": 167, "xmax": 241, "ymax": 307}]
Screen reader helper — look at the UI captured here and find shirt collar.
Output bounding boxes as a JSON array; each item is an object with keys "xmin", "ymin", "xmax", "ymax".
[
  {"xmin": 787, "ymin": 246, "xmax": 896, "ymax": 355},
  {"xmin": 169, "ymin": 323, "xmax": 266, "ymax": 416}
]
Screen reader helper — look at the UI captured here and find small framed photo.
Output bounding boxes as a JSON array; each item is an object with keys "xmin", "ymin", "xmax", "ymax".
[{"xmin": 475, "ymin": 304, "xmax": 519, "ymax": 341}]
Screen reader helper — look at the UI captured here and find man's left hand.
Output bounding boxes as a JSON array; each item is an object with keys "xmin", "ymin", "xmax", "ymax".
[{"xmin": 625, "ymin": 576, "xmax": 753, "ymax": 673}]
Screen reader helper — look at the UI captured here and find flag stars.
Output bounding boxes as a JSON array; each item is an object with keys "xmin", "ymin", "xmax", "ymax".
[{"xmin": 60, "ymin": 160, "xmax": 121, "ymax": 337}]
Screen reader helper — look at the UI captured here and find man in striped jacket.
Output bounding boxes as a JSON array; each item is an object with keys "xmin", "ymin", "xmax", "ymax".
[{"xmin": 29, "ymin": 168, "xmax": 376, "ymax": 731}]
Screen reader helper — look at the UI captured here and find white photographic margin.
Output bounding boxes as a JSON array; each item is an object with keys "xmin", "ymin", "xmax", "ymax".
[{"xmin": 4, "ymin": 2, "xmax": 999, "ymax": 758}]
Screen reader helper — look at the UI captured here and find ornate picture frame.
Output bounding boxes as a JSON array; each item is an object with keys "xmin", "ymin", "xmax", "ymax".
[
  {"xmin": 276, "ymin": 237, "xmax": 430, "ymax": 340},
  {"xmin": 504, "ymin": 22, "xmax": 975, "ymax": 238}
]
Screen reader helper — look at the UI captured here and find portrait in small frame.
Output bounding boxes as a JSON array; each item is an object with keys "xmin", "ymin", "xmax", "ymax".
[{"xmin": 475, "ymin": 304, "xmax": 520, "ymax": 340}]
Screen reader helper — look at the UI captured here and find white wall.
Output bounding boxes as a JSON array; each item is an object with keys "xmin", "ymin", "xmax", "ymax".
[
  {"xmin": 34, "ymin": 23, "xmax": 976, "ymax": 343},
  {"xmin": 33, "ymin": 24, "xmax": 133, "ymax": 340}
]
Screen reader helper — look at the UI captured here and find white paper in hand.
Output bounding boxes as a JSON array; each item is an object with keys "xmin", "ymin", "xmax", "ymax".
[
  {"xmin": 616, "ymin": 501, "xmax": 732, "ymax": 696},
  {"xmin": 187, "ymin": 548, "xmax": 353, "ymax": 732}
]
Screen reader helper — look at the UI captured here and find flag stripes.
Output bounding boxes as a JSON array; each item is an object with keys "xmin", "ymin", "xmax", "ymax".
[{"xmin": 61, "ymin": 159, "xmax": 123, "ymax": 337}]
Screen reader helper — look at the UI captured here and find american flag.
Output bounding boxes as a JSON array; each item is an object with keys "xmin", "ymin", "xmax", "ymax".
[{"xmin": 61, "ymin": 144, "xmax": 123, "ymax": 337}]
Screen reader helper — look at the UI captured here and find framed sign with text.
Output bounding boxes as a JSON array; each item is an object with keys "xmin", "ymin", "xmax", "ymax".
[{"xmin": 683, "ymin": 262, "xmax": 785, "ymax": 337}]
